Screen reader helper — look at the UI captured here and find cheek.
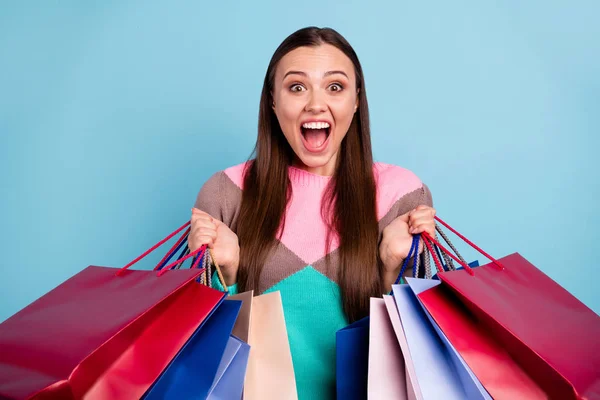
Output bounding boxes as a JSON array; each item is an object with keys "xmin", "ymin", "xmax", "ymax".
[
  {"xmin": 332, "ymin": 98, "xmax": 357, "ymax": 132},
  {"xmin": 277, "ymin": 97, "xmax": 303, "ymax": 127},
  {"xmin": 276, "ymin": 104, "xmax": 302, "ymax": 144}
]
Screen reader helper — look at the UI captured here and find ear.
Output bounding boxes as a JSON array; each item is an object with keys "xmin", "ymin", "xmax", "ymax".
[
  {"xmin": 271, "ymin": 91, "xmax": 276, "ymax": 110},
  {"xmin": 355, "ymin": 88, "xmax": 360, "ymax": 112}
]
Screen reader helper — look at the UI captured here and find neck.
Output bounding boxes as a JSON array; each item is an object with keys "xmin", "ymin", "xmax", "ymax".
[{"xmin": 292, "ymin": 155, "xmax": 338, "ymax": 176}]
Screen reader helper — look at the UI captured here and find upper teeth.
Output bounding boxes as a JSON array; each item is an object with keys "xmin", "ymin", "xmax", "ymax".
[{"xmin": 302, "ymin": 122, "xmax": 330, "ymax": 129}]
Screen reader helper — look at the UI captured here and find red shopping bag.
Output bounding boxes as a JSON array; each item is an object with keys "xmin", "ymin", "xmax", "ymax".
[
  {"xmin": 0, "ymin": 222, "xmax": 226, "ymax": 400},
  {"xmin": 418, "ymin": 217, "xmax": 600, "ymax": 400}
]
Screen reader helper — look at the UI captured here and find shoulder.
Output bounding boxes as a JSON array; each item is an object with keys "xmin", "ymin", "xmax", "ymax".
[
  {"xmin": 194, "ymin": 161, "xmax": 249, "ymax": 222},
  {"xmin": 373, "ymin": 162, "xmax": 432, "ymax": 219},
  {"xmin": 195, "ymin": 161, "xmax": 249, "ymax": 205},
  {"xmin": 373, "ymin": 162, "xmax": 424, "ymax": 193},
  {"xmin": 200, "ymin": 161, "xmax": 250, "ymax": 193},
  {"xmin": 221, "ymin": 161, "xmax": 252, "ymax": 190}
]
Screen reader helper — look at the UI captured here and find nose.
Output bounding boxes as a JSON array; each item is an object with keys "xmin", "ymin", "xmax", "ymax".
[{"xmin": 304, "ymin": 89, "xmax": 327, "ymax": 113}]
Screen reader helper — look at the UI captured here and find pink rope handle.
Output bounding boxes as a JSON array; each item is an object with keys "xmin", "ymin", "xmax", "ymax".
[
  {"xmin": 434, "ymin": 216, "xmax": 505, "ymax": 271},
  {"xmin": 423, "ymin": 232, "xmax": 475, "ymax": 276},
  {"xmin": 153, "ymin": 227, "xmax": 191, "ymax": 271},
  {"xmin": 156, "ymin": 245, "xmax": 207, "ymax": 277},
  {"xmin": 422, "ymin": 235, "xmax": 445, "ymax": 274},
  {"xmin": 116, "ymin": 221, "xmax": 191, "ymax": 276}
]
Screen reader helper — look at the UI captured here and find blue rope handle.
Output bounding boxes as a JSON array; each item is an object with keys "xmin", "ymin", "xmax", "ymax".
[
  {"xmin": 394, "ymin": 234, "xmax": 420, "ymax": 285},
  {"xmin": 412, "ymin": 235, "xmax": 421, "ymax": 278}
]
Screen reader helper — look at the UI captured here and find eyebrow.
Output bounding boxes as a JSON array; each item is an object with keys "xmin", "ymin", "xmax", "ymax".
[{"xmin": 283, "ymin": 70, "xmax": 349, "ymax": 79}]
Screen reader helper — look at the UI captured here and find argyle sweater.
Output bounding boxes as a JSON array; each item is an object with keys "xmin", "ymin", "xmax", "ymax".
[{"xmin": 194, "ymin": 161, "xmax": 432, "ymax": 400}]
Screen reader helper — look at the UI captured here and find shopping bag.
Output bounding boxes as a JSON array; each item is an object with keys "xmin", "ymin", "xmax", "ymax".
[
  {"xmin": 207, "ymin": 335, "xmax": 250, "ymax": 400},
  {"xmin": 336, "ymin": 316, "xmax": 369, "ymax": 400},
  {"xmin": 229, "ymin": 290, "xmax": 253, "ymax": 343},
  {"xmin": 382, "ymin": 295, "xmax": 422, "ymax": 400},
  {"xmin": 142, "ymin": 299, "xmax": 242, "ymax": 399},
  {"xmin": 414, "ymin": 278, "xmax": 544, "ymax": 399},
  {"xmin": 392, "ymin": 284, "xmax": 484, "ymax": 399},
  {"xmin": 421, "ymin": 217, "xmax": 600, "ymax": 400},
  {"xmin": 142, "ymin": 241, "xmax": 246, "ymax": 399},
  {"xmin": 407, "ymin": 278, "xmax": 507, "ymax": 399},
  {"xmin": 0, "ymin": 222, "xmax": 225, "ymax": 400},
  {"xmin": 368, "ymin": 298, "xmax": 408, "ymax": 399},
  {"xmin": 232, "ymin": 291, "xmax": 297, "ymax": 400}
]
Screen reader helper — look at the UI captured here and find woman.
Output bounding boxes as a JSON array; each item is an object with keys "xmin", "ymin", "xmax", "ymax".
[{"xmin": 190, "ymin": 27, "xmax": 436, "ymax": 399}]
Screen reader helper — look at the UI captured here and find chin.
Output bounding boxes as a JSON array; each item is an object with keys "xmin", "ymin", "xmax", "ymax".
[{"xmin": 295, "ymin": 152, "xmax": 335, "ymax": 172}]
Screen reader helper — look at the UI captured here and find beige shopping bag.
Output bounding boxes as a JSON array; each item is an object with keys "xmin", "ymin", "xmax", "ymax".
[{"xmin": 229, "ymin": 290, "xmax": 297, "ymax": 399}]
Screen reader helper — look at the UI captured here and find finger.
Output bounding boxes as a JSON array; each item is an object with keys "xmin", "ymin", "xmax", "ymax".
[
  {"xmin": 410, "ymin": 223, "xmax": 435, "ymax": 235},
  {"xmin": 191, "ymin": 208, "xmax": 214, "ymax": 221},
  {"xmin": 409, "ymin": 208, "xmax": 435, "ymax": 220},
  {"xmin": 193, "ymin": 234, "xmax": 216, "ymax": 248},
  {"xmin": 408, "ymin": 210, "xmax": 427, "ymax": 222},
  {"xmin": 415, "ymin": 204, "xmax": 436, "ymax": 213},
  {"xmin": 191, "ymin": 215, "xmax": 217, "ymax": 228},
  {"xmin": 191, "ymin": 222, "xmax": 217, "ymax": 234},
  {"xmin": 191, "ymin": 211, "xmax": 213, "ymax": 221},
  {"xmin": 188, "ymin": 235, "xmax": 214, "ymax": 251},
  {"xmin": 411, "ymin": 206, "xmax": 436, "ymax": 220},
  {"xmin": 192, "ymin": 227, "xmax": 217, "ymax": 238},
  {"xmin": 408, "ymin": 216, "xmax": 431, "ymax": 230}
]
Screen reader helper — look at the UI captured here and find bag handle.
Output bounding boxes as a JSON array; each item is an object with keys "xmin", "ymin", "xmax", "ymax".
[
  {"xmin": 154, "ymin": 227, "xmax": 191, "ymax": 271},
  {"xmin": 202, "ymin": 248, "xmax": 228, "ymax": 290},
  {"xmin": 422, "ymin": 234, "xmax": 447, "ymax": 274},
  {"xmin": 159, "ymin": 232, "xmax": 228, "ymax": 290},
  {"xmin": 394, "ymin": 235, "xmax": 420, "ymax": 285},
  {"xmin": 434, "ymin": 216, "xmax": 503, "ymax": 270},
  {"xmin": 156, "ymin": 245, "xmax": 207, "ymax": 276},
  {"xmin": 436, "ymin": 224, "xmax": 465, "ymax": 267},
  {"xmin": 421, "ymin": 216, "xmax": 505, "ymax": 275},
  {"xmin": 116, "ymin": 221, "xmax": 207, "ymax": 276},
  {"xmin": 423, "ymin": 240, "xmax": 432, "ymax": 278}
]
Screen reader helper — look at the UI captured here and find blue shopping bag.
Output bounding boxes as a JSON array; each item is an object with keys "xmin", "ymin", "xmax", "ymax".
[
  {"xmin": 143, "ymin": 299, "xmax": 242, "ymax": 399},
  {"xmin": 336, "ymin": 316, "xmax": 370, "ymax": 400},
  {"xmin": 207, "ymin": 336, "xmax": 250, "ymax": 399}
]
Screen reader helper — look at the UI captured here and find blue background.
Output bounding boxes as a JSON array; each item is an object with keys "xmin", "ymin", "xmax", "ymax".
[{"xmin": 1, "ymin": 1, "xmax": 598, "ymax": 322}]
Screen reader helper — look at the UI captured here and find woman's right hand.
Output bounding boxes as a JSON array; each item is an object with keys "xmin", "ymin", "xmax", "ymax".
[{"xmin": 189, "ymin": 208, "xmax": 240, "ymax": 286}]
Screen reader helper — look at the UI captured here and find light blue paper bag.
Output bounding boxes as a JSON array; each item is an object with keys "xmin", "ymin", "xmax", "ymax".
[
  {"xmin": 405, "ymin": 278, "xmax": 491, "ymax": 400},
  {"xmin": 392, "ymin": 284, "xmax": 487, "ymax": 399}
]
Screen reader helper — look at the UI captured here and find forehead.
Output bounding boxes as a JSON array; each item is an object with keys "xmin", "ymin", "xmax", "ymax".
[{"xmin": 276, "ymin": 44, "xmax": 355, "ymax": 80}]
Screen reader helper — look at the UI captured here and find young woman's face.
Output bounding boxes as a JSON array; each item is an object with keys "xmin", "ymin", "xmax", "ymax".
[{"xmin": 272, "ymin": 44, "xmax": 359, "ymax": 176}]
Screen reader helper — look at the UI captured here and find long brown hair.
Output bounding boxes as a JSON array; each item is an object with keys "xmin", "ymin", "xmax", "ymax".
[{"xmin": 236, "ymin": 27, "xmax": 381, "ymax": 322}]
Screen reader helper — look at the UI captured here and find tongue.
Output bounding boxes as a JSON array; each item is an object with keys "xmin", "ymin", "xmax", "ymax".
[{"xmin": 304, "ymin": 128, "xmax": 328, "ymax": 150}]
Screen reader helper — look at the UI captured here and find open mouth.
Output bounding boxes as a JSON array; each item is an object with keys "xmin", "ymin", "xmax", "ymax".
[{"xmin": 300, "ymin": 122, "xmax": 331, "ymax": 152}]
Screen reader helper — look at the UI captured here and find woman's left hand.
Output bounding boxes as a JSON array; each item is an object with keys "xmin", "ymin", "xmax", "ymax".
[{"xmin": 379, "ymin": 205, "xmax": 437, "ymax": 276}]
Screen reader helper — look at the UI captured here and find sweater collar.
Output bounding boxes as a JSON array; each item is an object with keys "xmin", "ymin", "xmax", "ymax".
[{"xmin": 288, "ymin": 165, "xmax": 333, "ymax": 188}]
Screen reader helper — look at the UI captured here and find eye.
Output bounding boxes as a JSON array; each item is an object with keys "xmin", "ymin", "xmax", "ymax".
[
  {"xmin": 329, "ymin": 83, "xmax": 344, "ymax": 92},
  {"xmin": 290, "ymin": 84, "xmax": 306, "ymax": 92}
]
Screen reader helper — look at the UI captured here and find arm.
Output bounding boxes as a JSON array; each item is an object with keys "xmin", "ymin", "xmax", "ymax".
[
  {"xmin": 380, "ymin": 184, "xmax": 434, "ymax": 293},
  {"xmin": 192, "ymin": 172, "xmax": 240, "ymax": 292}
]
